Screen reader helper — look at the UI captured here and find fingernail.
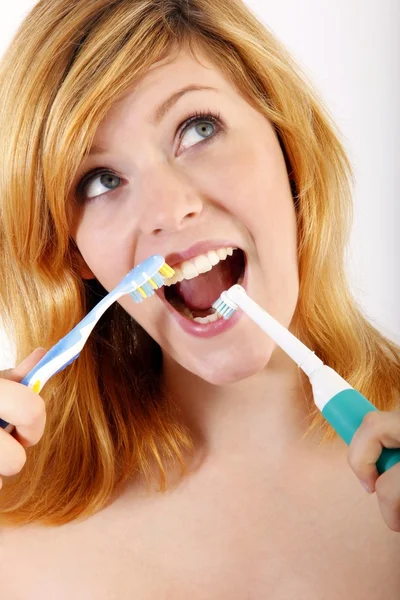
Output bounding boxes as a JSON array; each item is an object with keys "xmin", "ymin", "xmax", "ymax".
[{"xmin": 361, "ymin": 481, "xmax": 372, "ymax": 494}]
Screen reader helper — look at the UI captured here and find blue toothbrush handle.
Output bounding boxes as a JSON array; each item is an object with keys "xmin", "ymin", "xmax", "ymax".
[
  {"xmin": 322, "ymin": 389, "xmax": 400, "ymax": 474},
  {"xmin": 0, "ymin": 254, "xmax": 171, "ymax": 432}
]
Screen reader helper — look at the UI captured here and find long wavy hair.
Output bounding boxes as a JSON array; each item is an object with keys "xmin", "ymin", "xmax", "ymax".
[{"xmin": 0, "ymin": 0, "xmax": 399, "ymax": 526}]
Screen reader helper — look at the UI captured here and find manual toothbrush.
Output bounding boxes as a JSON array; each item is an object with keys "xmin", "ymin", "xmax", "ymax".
[{"xmin": 0, "ymin": 255, "xmax": 175, "ymax": 433}]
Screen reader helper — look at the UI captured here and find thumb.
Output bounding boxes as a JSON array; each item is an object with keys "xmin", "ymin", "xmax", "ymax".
[{"xmin": 0, "ymin": 347, "xmax": 47, "ymax": 383}]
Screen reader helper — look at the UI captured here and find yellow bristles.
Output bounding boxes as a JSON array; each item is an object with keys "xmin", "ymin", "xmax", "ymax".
[
  {"xmin": 33, "ymin": 380, "xmax": 41, "ymax": 394},
  {"xmin": 159, "ymin": 263, "xmax": 175, "ymax": 278},
  {"xmin": 148, "ymin": 278, "xmax": 158, "ymax": 289},
  {"xmin": 137, "ymin": 287, "xmax": 147, "ymax": 298}
]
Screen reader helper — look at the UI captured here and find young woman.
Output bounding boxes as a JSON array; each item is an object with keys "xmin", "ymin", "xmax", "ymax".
[{"xmin": 0, "ymin": 0, "xmax": 399, "ymax": 597}]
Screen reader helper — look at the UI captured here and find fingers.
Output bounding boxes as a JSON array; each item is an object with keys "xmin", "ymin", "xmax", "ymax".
[
  {"xmin": 0, "ymin": 347, "xmax": 47, "ymax": 383},
  {"xmin": 347, "ymin": 410, "xmax": 400, "ymax": 492},
  {"xmin": 0, "ymin": 347, "xmax": 47, "ymax": 442},
  {"xmin": 375, "ymin": 463, "xmax": 400, "ymax": 532},
  {"xmin": 0, "ymin": 427, "xmax": 27, "ymax": 480},
  {"xmin": 0, "ymin": 348, "xmax": 48, "ymax": 486},
  {"xmin": 347, "ymin": 410, "xmax": 400, "ymax": 532},
  {"xmin": 0, "ymin": 377, "xmax": 46, "ymax": 447}
]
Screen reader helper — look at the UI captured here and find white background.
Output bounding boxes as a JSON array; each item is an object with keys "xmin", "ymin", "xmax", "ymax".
[{"xmin": 0, "ymin": 0, "xmax": 399, "ymax": 368}]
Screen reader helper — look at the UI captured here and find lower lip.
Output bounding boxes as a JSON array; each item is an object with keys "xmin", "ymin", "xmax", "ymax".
[{"xmin": 158, "ymin": 265, "xmax": 247, "ymax": 339}]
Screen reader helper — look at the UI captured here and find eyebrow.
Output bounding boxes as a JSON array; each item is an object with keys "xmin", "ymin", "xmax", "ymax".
[
  {"xmin": 152, "ymin": 84, "xmax": 218, "ymax": 124},
  {"xmin": 88, "ymin": 84, "xmax": 218, "ymax": 156}
]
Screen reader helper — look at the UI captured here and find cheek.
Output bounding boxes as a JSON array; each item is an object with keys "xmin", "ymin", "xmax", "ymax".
[
  {"xmin": 197, "ymin": 129, "xmax": 293, "ymax": 226},
  {"xmin": 226, "ymin": 134, "xmax": 297, "ymax": 246},
  {"xmin": 74, "ymin": 210, "xmax": 137, "ymax": 290},
  {"xmin": 209, "ymin": 131, "xmax": 299, "ymax": 313}
]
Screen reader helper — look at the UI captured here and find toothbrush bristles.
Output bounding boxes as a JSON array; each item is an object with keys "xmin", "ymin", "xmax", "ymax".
[
  {"xmin": 159, "ymin": 264, "xmax": 175, "ymax": 278},
  {"xmin": 212, "ymin": 297, "xmax": 236, "ymax": 320},
  {"xmin": 130, "ymin": 262, "xmax": 175, "ymax": 303}
]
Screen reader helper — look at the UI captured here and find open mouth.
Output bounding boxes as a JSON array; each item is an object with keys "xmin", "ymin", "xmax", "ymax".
[{"xmin": 163, "ymin": 247, "xmax": 246, "ymax": 324}]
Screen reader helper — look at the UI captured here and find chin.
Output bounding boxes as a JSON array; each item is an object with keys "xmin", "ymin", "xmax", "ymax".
[{"xmin": 182, "ymin": 342, "xmax": 275, "ymax": 386}]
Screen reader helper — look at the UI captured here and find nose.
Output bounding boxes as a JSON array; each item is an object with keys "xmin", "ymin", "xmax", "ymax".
[{"xmin": 137, "ymin": 163, "xmax": 204, "ymax": 236}]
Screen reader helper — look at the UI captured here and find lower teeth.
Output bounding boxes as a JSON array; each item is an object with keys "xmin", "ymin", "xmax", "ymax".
[
  {"xmin": 167, "ymin": 268, "xmax": 244, "ymax": 324},
  {"xmin": 167, "ymin": 295, "xmax": 223, "ymax": 324},
  {"xmin": 193, "ymin": 310, "xmax": 221, "ymax": 324}
]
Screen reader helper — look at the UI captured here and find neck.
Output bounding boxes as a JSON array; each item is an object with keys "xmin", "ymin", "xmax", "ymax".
[{"xmin": 162, "ymin": 345, "xmax": 318, "ymax": 460}]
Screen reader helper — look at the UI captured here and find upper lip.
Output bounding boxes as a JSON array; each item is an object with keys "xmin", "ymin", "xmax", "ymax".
[{"xmin": 164, "ymin": 240, "xmax": 242, "ymax": 267}]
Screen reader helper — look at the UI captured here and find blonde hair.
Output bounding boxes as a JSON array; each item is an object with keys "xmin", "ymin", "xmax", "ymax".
[{"xmin": 0, "ymin": 0, "xmax": 399, "ymax": 526}]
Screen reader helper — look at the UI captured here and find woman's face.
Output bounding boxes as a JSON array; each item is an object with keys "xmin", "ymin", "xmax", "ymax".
[{"xmin": 69, "ymin": 46, "xmax": 299, "ymax": 385}]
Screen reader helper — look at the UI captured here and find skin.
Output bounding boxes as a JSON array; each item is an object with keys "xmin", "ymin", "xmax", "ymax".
[
  {"xmin": 67, "ymin": 45, "xmax": 400, "ymax": 522},
  {"xmin": 68, "ymin": 45, "xmax": 305, "ymax": 454},
  {"xmin": 1, "ymin": 43, "xmax": 400, "ymax": 600}
]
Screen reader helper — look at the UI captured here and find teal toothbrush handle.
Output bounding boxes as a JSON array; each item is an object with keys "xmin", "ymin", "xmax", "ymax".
[{"xmin": 322, "ymin": 389, "xmax": 400, "ymax": 474}]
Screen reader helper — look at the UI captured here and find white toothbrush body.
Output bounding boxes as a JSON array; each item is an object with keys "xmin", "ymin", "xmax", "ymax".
[{"xmin": 213, "ymin": 284, "xmax": 400, "ymax": 474}]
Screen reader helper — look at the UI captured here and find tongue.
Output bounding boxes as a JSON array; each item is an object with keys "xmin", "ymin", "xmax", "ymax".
[{"xmin": 175, "ymin": 254, "xmax": 242, "ymax": 311}]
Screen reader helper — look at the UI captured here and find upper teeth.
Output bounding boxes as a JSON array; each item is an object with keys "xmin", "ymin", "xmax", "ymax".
[{"xmin": 164, "ymin": 246, "xmax": 237, "ymax": 286}]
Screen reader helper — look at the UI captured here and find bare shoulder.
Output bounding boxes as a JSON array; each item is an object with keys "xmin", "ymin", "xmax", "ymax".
[
  {"xmin": 0, "ymin": 521, "xmax": 49, "ymax": 574},
  {"xmin": 0, "ymin": 453, "xmax": 400, "ymax": 600},
  {"xmin": 0, "ymin": 523, "xmax": 35, "ymax": 595}
]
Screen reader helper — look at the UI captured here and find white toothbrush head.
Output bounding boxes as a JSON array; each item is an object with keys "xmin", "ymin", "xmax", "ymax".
[{"xmin": 212, "ymin": 284, "xmax": 245, "ymax": 319}]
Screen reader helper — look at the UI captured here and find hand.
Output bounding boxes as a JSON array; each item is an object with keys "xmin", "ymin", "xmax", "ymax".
[
  {"xmin": 0, "ymin": 348, "xmax": 47, "ymax": 490},
  {"xmin": 348, "ymin": 410, "xmax": 400, "ymax": 532}
]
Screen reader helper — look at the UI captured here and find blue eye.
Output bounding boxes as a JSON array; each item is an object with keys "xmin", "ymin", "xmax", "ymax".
[
  {"xmin": 76, "ymin": 110, "xmax": 222, "ymax": 202},
  {"xmin": 86, "ymin": 171, "xmax": 120, "ymax": 199},
  {"xmin": 77, "ymin": 169, "xmax": 121, "ymax": 201},
  {"xmin": 178, "ymin": 110, "xmax": 221, "ymax": 151}
]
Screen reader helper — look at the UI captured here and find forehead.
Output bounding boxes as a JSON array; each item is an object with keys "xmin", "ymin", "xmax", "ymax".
[{"xmin": 104, "ymin": 46, "xmax": 235, "ymax": 122}]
